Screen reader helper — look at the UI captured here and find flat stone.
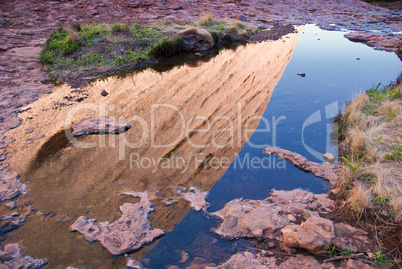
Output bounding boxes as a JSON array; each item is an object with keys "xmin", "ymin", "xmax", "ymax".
[
  {"xmin": 70, "ymin": 191, "xmax": 164, "ymax": 255},
  {"xmin": 205, "ymin": 251, "xmax": 278, "ymax": 269},
  {"xmin": 0, "ymin": 243, "xmax": 47, "ymax": 268},
  {"xmin": 332, "ymin": 223, "xmax": 375, "ymax": 253},
  {"xmin": 9, "ymin": 47, "xmax": 42, "ymax": 62},
  {"xmin": 71, "ymin": 116, "xmax": 131, "ymax": 137},
  {"xmin": 211, "ymin": 189, "xmax": 335, "ymax": 240},
  {"xmin": 278, "ymin": 255, "xmax": 336, "ymax": 269},
  {"xmin": 0, "ymin": 171, "xmax": 27, "ymax": 202},
  {"xmin": 5, "ymin": 200, "xmax": 16, "ymax": 209}
]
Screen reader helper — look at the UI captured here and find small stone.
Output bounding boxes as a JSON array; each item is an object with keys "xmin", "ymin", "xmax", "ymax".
[
  {"xmin": 0, "ymin": 19, "xmax": 5, "ymax": 25},
  {"xmin": 4, "ymin": 244, "xmax": 21, "ymax": 259},
  {"xmin": 287, "ymin": 214, "xmax": 296, "ymax": 222},
  {"xmin": 25, "ymin": 127, "xmax": 34, "ymax": 133},
  {"xmin": 127, "ymin": 257, "xmax": 143, "ymax": 269},
  {"xmin": 176, "ymin": 187, "xmax": 209, "ymax": 212},
  {"xmin": 356, "ymin": 58, "xmax": 360, "ymax": 60},
  {"xmin": 88, "ymin": 9, "xmax": 99, "ymax": 16},
  {"xmin": 0, "ymin": 153, "xmax": 7, "ymax": 162},
  {"xmin": 268, "ymin": 242, "xmax": 276, "ymax": 248},
  {"xmin": 180, "ymin": 251, "xmax": 189, "ymax": 263},
  {"xmin": 297, "ymin": 73, "xmax": 306, "ymax": 77},
  {"xmin": 5, "ymin": 200, "xmax": 16, "ymax": 209},
  {"xmin": 323, "ymin": 153, "xmax": 335, "ymax": 162},
  {"xmin": 236, "ymin": 15, "xmax": 248, "ymax": 21},
  {"xmin": 101, "ymin": 90, "xmax": 109, "ymax": 96},
  {"xmin": 0, "ymin": 250, "xmax": 10, "ymax": 261}
]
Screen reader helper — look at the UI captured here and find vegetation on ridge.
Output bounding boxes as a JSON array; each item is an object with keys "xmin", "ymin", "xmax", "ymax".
[{"xmin": 39, "ymin": 14, "xmax": 260, "ymax": 86}]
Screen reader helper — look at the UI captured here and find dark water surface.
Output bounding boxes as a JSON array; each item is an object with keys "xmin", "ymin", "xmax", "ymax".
[{"xmin": 142, "ymin": 25, "xmax": 401, "ymax": 268}]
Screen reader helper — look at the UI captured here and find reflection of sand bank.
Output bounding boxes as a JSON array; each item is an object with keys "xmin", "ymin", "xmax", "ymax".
[{"xmin": 4, "ymin": 27, "xmax": 303, "ymax": 268}]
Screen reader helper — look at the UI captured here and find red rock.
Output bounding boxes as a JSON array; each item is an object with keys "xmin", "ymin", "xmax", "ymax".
[
  {"xmin": 70, "ymin": 191, "xmax": 164, "ymax": 255},
  {"xmin": 263, "ymin": 146, "xmax": 337, "ymax": 184},
  {"xmin": 0, "ymin": 171, "xmax": 27, "ymax": 202}
]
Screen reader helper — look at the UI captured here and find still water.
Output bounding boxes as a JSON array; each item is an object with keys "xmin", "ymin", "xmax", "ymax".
[
  {"xmin": 143, "ymin": 24, "xmax": 401, "ymax": 268},
  {"xmin": 3, "ymin": 25, "xmax": 401, "ymax": 268}
]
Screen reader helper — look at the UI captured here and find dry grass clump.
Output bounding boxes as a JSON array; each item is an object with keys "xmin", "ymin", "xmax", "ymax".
[
  {"xmin": 336, "ymin": 79, "xmax": 402, "ymax": 223},
  {"xmin": 68, "ymin": 28, "xmax": 79, "ymax": 44},
  {"xmin": 199, "ymin": 13, "xmax": 214, "ymax": 26},
  {"xmin": 110, "ymin": 23, "xmax": 129, "ymax": 33}
]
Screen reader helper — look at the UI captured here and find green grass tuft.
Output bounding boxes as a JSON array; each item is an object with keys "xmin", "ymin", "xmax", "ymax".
[{"xmin": 148, "ymin": 37, "xmax": 184, "ymax": 58}]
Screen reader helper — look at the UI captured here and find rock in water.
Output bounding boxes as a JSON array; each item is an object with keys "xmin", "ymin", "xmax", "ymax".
[
  {"xmin": 71, "ymin": 116, "xmax": 131, "ymax": 137},
  {"xmin": 263, "ymin": 146, "xmax": 337, "ymax": 184},
  {"xmin": 323, "ymin": 153, "xmax": 335, "ymax": 162},
  {"xmin": 0, "ymin": 171, "xmax": 27, "ymax": 202},
  {"xmin": 176, "ymin": 186, "xmax": 209, "ymax": 212},
  {"xmin": 209, "ymin": 189, "xmax": 336, "ymax": 240},
  {"xmin": 0, "ymin": 243, "xmax": 48, "ymax": 268},
  {"xmin": 70, "ymin": 191, "xmax": 164, "ymax": 255}
]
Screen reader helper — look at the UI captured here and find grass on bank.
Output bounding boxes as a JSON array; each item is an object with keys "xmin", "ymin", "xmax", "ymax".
[
  {"xmin": 335, "ymin": 78, "xmax": 401, "ymax": 224},
  {"xmin": 335, "ymin": 78, "xmax": 401, "ymax": 265},
  {"xmin": 39, "ymin": 15, "xmax": 259, "ymax": 85}
]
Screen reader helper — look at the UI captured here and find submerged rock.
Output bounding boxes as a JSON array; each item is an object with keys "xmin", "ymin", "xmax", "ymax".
[
  {"xmin": 176, "ymin": 186, "xmax": 209, "ymax": 212},
  {"xmin": 71, "ymin": 116, "xmax": 131, "ymax": 137},
  {"xmin": 0, "ymin": 171, "xmax": 27, "ymax": 202},
  {"xmin": 0, "ymin": 243, "xmax": 48, "ymax": 268},
  {"xmin": 70, "ymin": 191, "xmax": 164, "ymax": 255},
  {"xmin": 0, "ymin": 213, "xmax": 28, "ymax": 234},
  {"xmin": 263, "ymin": 146, "xmax": 337, "ymax": 184},
  {"xmin": 126, "ymin": 257, "xmax": 143, "ymax": 269}
]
